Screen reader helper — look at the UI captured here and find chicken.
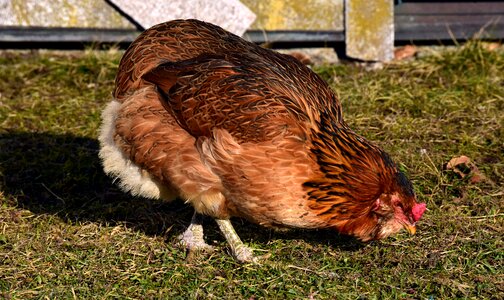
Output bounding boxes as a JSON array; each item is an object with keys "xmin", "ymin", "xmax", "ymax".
[{"xmin": 98, "ymin": 19, "xmax": 426, "ymax": 262}]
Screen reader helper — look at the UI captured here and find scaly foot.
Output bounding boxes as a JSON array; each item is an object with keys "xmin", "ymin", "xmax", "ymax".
[
  {"xmin": 177, "ymin": 212, "xmax": 214, "ymax": 253},
  {"xmin": 215, "ymin": 218, "xmax": 264, "ymax": 263}
]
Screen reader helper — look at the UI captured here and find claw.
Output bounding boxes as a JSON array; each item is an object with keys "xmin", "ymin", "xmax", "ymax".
[{"xmin": 233, "ymin": 244, "xmax": 255, "ymax": 262}]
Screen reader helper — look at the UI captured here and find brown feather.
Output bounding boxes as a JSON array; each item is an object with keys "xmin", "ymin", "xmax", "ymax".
[{"xmin": 104, "ymin": 19, "xmax": 425, "ymax": 243}]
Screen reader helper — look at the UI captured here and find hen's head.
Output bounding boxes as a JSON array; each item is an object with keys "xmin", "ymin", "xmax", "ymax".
[
  {"xmin": 365, "ymin": 171, "xmax": 427, "ymax": 241},
  {"xmin": 319, "ymin": 169, "xmax": 427, "ymax": 242},
  {"xmin": 321, "ymin": 170, "xmax": 427, "ymax": 242}
]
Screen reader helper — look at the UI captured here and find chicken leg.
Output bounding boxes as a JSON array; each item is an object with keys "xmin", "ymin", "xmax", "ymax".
[
  {"xmin": 178, "ymin": 212, "xmax": 214, "ymax": 252},
  {"xmin": 215, "ymin": 219, "xmax": 256, "ymax": 262}
]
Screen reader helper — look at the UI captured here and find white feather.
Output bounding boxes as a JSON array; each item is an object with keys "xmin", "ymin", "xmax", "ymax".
[{"xmin": 98, "ymin": 100, "xmax": 176, "ymax": 201}]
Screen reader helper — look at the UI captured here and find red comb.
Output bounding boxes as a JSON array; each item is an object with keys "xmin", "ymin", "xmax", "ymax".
[{"xmin": 412, "ymin": 203, "xmax": 426, "ymax": 222}]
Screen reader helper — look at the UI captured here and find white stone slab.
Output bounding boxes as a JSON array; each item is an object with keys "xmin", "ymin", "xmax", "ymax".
[{"xmin": 109, "ymin": 0, "xmax": 256, "ymax": 36}]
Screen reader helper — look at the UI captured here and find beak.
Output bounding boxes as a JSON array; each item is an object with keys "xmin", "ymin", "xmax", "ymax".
[{"xmin": 404, "ymin": 224, "xmax": 416, "ymax": 235}]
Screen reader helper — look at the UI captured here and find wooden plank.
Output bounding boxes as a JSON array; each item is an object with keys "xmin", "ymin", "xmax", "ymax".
[
  {"xmin": 395, "ymin": 21, "xmax": 504, "ymax": 41},
  {"xmin": 395, "ymin": 2, "xmax": 504, "ymax": 15},
  {"xmin": 395, "ymin": 14, "xmax": 503, "ymax": 25},
  {"xmin": 394, "ymin": 2, "xmax": 504, "ymax": 42}
]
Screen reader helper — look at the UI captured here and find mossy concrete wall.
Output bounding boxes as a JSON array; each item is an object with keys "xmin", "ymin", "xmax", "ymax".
[
  {"xmin": 345, "ymin": 0, "xmax": 394, "ymax": 61},
  {"xmin": 0, "ymin": 0, "xmax": 134, "ymax": 28},
  {"xmin": 242, "ymin": 0, "xmax": 343, "ymax": 30}
]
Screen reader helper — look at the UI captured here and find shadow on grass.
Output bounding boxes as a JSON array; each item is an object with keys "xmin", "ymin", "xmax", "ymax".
[{"xmin": 0, "ymin": 131, "xmax": 363, "ymax": 251}]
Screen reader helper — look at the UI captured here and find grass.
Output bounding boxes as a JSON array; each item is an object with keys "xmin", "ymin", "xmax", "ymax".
[{"xmin": 0, "ymin": 43, "xmax": 503, "ymax": 299}]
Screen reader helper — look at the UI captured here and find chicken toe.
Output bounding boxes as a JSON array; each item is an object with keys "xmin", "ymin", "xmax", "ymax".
[
  {"xmin": 178, "ymin": 212, "xmax": 214, "ymax": 252},
  {"xmin": 215, "ymin": 219, "xmax": 256, "ymax": 263}
]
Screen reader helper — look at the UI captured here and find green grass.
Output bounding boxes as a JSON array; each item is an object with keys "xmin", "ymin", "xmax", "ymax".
[{"xmin": 0, "ymin": 43, "xmax": 503, "ymax": 299}]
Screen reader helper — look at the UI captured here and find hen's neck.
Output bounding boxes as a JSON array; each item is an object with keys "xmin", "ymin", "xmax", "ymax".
[{"xmin": 303, "ymin": 117, "xmax": 397, "ymax": 225}]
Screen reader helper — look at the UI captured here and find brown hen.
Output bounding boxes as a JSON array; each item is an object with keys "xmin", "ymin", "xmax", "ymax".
[{"xmin": 99, "ymin": 19, "xmax": 426, "ymax": 262}]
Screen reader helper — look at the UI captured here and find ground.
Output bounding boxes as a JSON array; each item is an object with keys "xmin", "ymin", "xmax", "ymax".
[{"xmin": 0, "ymin": 42, "xmax": 502, "ymax": 299}]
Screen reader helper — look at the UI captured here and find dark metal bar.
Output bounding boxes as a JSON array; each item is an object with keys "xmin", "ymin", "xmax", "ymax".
[
  {"xmin": 243, "ymin": 30, "xmax": 345, "ymax": 47},
  {"xmin": 0, "ymin": 27, "xmax": 346, "ymax": 50},
  {"xmin": 395, "ymin": 22, "xmax": 504, "ymax": 43},
  {"xmin": 0, "ymin": 27, "xmax": 138, "ymax": 49}
]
